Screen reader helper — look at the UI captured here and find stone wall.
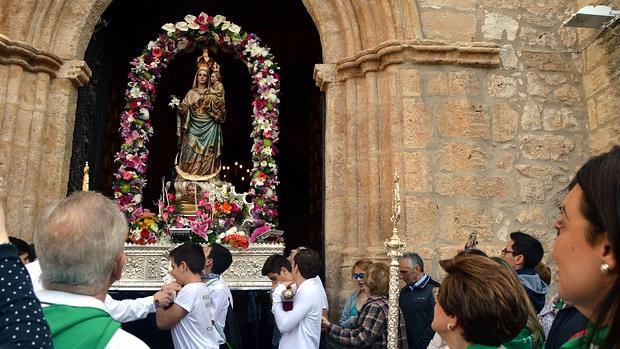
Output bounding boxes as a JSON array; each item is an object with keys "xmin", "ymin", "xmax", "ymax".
[
  {"xmin": 578, "ymin": 1, "xmax": 620, "ymax": 154},
  {"xmin": 0, "ymin": 0, "xmax": 618, "ymax": 323}
]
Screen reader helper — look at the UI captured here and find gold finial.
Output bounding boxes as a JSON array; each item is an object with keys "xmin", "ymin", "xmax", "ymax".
[
  {"xmin": 82, "ymin": 162, "xmax": 90, "ymax": 191},
  {"xmin": 196, "ymin": 48, "xmax": 212, "ymax": 72}
]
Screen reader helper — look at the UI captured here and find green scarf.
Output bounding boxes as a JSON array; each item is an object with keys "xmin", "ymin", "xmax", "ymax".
[
  {"xmin": 43, "ymin": 304, "xmax": 121, "ymax": 349},
  {"xmin": 558, "ymin": 322, "xmax": 609, "ymax": 349},
  {"xmin": 468, "ymin": 328, "xmax": 535, "ymax": 349}
]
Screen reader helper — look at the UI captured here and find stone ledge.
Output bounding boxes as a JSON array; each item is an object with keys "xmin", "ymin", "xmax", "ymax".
[
  {"xmin": 0, "ymin": 34, "xmax": 64, "ymax": 77},
  {"xmin": 334, "ymin": 39, "xmax": 500, "ymax": 80},
  {"xmin": 58, "ymin": 60, "xmax": 92, "ymax": 87}
]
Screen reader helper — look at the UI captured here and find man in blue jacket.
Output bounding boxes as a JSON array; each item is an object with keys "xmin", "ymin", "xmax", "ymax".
[
  {"xmin": 501, "ymin": 231, "xmax": 549, "ymax": 313},
  {"xmin": 398, "ymin": 252, "xmax": 440, "ymax": 349}
]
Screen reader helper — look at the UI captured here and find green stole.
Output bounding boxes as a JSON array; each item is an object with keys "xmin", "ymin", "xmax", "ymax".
[
  {"xmin": 43, "ymin": 304, "xmax": 121, "ymax": 349},
  {"xmin": 558, "ymin": 322, "xmax": 609, "ymax": 349},
  {"xmin": 468, "ymin": 328, "xmax": 535, "ymax": 349}
]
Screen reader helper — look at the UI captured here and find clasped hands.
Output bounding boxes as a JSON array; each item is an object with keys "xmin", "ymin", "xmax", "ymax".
[{"xmin": 155, "ymin": 282, "xmax": 182, "ymax": 308}]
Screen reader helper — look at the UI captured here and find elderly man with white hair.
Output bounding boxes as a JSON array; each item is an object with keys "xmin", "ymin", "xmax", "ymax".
[{"xmin": 34, "ymin": 191, "xmax": 148, "ymax": 348}]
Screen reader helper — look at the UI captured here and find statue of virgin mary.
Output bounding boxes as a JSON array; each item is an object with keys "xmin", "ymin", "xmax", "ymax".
[{"xmin": 175, "ymin": 49, "xmax": 226, "ymax": 183}]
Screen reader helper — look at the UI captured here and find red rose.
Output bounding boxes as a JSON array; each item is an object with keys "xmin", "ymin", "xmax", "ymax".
[
  {"xmin": 140, "ymin": 229, "xmax": 149, "ymax": 238},
  {"xmin": 152, "ymin": 47, "xmax": 162, "ymax": 58}
]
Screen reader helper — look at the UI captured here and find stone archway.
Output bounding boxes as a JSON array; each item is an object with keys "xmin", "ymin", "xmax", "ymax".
[{"xmin": 2, "ymin": 0, "xmax": 612, "ymax": 320}]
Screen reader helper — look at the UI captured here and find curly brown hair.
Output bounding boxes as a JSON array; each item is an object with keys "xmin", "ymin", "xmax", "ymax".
[{"xmin": 366, "ymin": 262, "xmax": 389, "ymax": 297}]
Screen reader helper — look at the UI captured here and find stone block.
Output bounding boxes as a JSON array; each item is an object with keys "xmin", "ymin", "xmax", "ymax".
[
  {"xmin": 404, "ymin": 151, "xmax": 432, "ymax": 193},
  {"xmin": 439, "ymin": 205, "xmax": 493, "ymax": 242},
  {"xmin": 594, "ymin": 88, "xmax": 617, "ymax": 126},
  {"xmin": 559, "ymin": 27, "xmax": 577, "ymax": 48},
  {"xmin": 492, "ymin": 102, "xmax": 519, "ymax": 142},
  {"xmin": 418, "ymin": 0, "xmax": 476, "ymax": 10},
  {"xmin": 527, "ymin": 72, "xmax": 569, "ymax": 98},
  {"xmin": 519, "ymin": 26, "xmax": 560, "ymax": 48},
  {"xmin": 515, "ymin": 164, "xmax": 561, "ymax": 181},
  {"xmin": 488, "ymin": 75, "xmax": 517, "ymax": 98},
  {"xmin": 516, "ymin": 206, "xmax": 546, "ymax": 225},
  {"xmin": 552, "ymin": 85, "xmax": 580, "ymax": 102},
  {"xmin": 542, "ymin": 107, "xmax": 580, "ymax": 131},
  {"xmin": 521, "ymin": 102, "xmax": 542, "ymax": 131},
  {"xmin": 589, "ymin": 124, "xmax": 620, "ymax": 155},
  {"xmin": 435, "ymin": 175, "xmax": 507, "ymax": 199},
  {"xmin": 517, "ymin": 177, "xmax": 545, "ymax": 202},
  {"xmin": 587, "ymin": 98, "xmax": 598, "ymax": 130},
  {"xmin": 437, "ymin": 100, "xmax": 490, "ymax": 138},
  {"xmin": 420, "ymin": 10, "xmax": 477, "ymax": 42},
  {"xmin": 482, "ymin": 13, "xmax": 519, "ymax": 41},
  {"xmin": 438, "ymin": 143, "xmax": 488, "ymax": 172},
  {"xmin": 405, "ymin": 196, "xmax": 438, "ymax": 243},
  {"xmin": 427, "ymin": 71, "xmax": 480, "ymax": 96},
  {"xmin": 478, "ymin": 0, "xmax": 519, "ymax": 9},
  {"xmin": 401, "ymin": 69, "xmax": 421, "ymax": 97},
  {"xmin": 584, "ymin": 42, "xmax": 606, "ymax": 72},
  {"xmin": 521, "ymin": 0, "xmax": 563, "ymax": 19},
  {"xmin": 519, "ymin": 134, "xmax": 575, "ymax": 161},
  {"xmin": 403, "ymin": 99, "xmax": 432, "ymax": 148},
  {"xmin": 521, "ymin": 52, "xmax": 569, "ymax": 71},
  {"xmin": 495, "ymin": 150, "xmax": 517, "ymax": 172},
  {"xmin": 500, "ymin": 45, "xmax": 518, "ymax": 69},
  {"xmin": 583, "ymin": 64, "xmax": 610, "ymax": 98}
]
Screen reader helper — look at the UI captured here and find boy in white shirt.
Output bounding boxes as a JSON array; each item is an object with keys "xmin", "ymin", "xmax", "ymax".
[
  {"xmin": 273, "ymin": 248, "xmax": 324, "ymax": 348},
  {"xmin": 156, "ymin": 242, "xmax": 219, "ymax": 349}
]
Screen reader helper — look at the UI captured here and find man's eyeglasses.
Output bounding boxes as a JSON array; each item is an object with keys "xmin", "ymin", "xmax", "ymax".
[
  {"xmin": 352, "ymin": 273, "xmax": 365, "ymax": 280},
  {"xmin": 501, "ymin": 249, "xmax": 517, "ymax": 255}
]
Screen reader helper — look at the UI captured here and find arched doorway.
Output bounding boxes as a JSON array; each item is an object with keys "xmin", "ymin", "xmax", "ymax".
[{"xmin": 68, "ymin": 0, "xmax": 324, "ymax": 254}]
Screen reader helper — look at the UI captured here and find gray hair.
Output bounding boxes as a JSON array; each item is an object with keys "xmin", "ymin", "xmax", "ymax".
[
  {"xmin": 34, "ymin": 191, "xmax": 128, "ymax": 295},
  {"xmin": 399, "ymin": 252, "xmax": 424, "ymax": 272}
]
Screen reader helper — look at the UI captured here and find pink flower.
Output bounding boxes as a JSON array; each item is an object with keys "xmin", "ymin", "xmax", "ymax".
[{"xmin": 122, "ymin": 171, "xmax": 133, "ymax": 180}]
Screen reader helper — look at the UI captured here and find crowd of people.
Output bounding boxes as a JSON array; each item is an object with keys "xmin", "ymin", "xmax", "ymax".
[{"xmin": 0, "ymin": 147, "xmax": 618, "ymax": 349}]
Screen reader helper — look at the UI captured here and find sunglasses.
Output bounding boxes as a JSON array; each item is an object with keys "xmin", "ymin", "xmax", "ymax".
[
  {"xmin": 352, "ymin": 273, "xmax": 365, "ymax": 280},
  {"xmin": 501, "ymin": 249, "xmax": 517, "ymax": 255}
]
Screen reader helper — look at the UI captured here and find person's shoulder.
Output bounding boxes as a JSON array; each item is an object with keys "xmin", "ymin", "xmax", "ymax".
[
  {"xmin": 428, "ymin": 278, "xmax": 440, "ymax": 287},
  {"xmin": 106, "ymin": 329, "xmax": 149, "ymax": 349}
]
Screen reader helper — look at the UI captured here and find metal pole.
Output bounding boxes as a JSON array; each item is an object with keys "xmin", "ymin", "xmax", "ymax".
[{"xmin": 385, "ymin": 173, "xmax": 405, "ymax": 349}]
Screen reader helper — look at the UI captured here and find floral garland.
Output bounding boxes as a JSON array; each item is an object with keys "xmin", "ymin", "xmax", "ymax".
[{"xmin": 112, "ymin": 13, "xmax": 280, "ymax": 242}]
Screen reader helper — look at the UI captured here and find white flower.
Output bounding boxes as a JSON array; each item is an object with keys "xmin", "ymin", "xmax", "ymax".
[
  {"xmin": 219, "ymin": 232, "xmax": 226, "ymax": 240},
  {"xmin": 132, "ymin": 194, "xmax": 142, "ymax": 204},
  {"xmin": 184, "ymin": 15, "xmax": 196, "ymax": 24},
  {"xmin": 221, "ymin": 21, "xmax": 231, "ymax": 31},
  {"xmin": 225, "ymin": 226, "xmax": 238, "ymax": 235},
  {"xmin": 140, "ymin": 108, "xmax": 150, "ymax": 119},
  {"xmin": 262, "ymin": 147, "xmax": 272, "ymax": 156},
  {"xmin": 198, "ymin": 12, "xmax": 209, "ymax": 20},
  {"xmin": 161, "ymin": 23, "xmax": 176, "ymax": 33},
  {"xmin": 213, "ymin": 15, "xmax": 226, "ymax": 26},
  {"xmin": 188, "ymin": 22, "xmax": 199, "ymax": 30},
  {"xmin": 168, "ymin": 95, "xmax": 180, "ymax": 108},
  {"xmin": 175, "ymin": 21, "xmax": 189, "ymax": 31},
  {"xmin": 229, "ymin": 24, "xmax": 241, "ymax": 34},
  {"xmin": 147, "ymin": 41, "xmax": 156, "ymax": 50},
  {"xmin": 260, "ymin": 161, "xmax": 267, "ymax": 167},
  {"xmin": 130, "ymin": 86, "xmax": 141, "ymax": 98},
  {"xmin": 264, "ymin": 59, "xmax": 273, "ymax": 67}
]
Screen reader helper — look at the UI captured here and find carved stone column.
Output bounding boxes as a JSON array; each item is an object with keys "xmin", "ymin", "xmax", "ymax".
[{"xmin": 0, "ymin": 34, "xmax": 91, "ymax": 239}]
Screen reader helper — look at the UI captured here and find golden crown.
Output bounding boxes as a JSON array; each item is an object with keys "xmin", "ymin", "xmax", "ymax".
[{"xmin": 196, "ymin": 49, "xmax": 212, "ymax": 71}]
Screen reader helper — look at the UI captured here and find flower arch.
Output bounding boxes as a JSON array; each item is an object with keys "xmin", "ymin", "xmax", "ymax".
[{"xmin": 113, "ymin": 13, "xmax": 280, "ymax": 236}]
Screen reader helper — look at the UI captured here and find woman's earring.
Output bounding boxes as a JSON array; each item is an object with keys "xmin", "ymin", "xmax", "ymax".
[
  {"xmin": 600, "ymin": 263, "xmax": 612, "ymax": 274},
  {"xmin": 447, "ymin": 323, "xmax": 454, "ymax": 331}
]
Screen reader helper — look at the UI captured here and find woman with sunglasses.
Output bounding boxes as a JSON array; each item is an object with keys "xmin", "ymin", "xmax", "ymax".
[
  {"xmin": 322, "ymin": 262, "xmax": 408, "ymax": 348},
  {"xmin": 552, "ymin": 146, "xmax": 619, "ymax": 349},
  {"xmin": 338, "ymin": 259, "xmax": 373, "ymax": 328}
]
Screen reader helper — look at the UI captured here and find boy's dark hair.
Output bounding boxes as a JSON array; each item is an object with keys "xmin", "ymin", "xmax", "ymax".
[
  {"xmin": 169, "ymin": 242, "xmax": 205, "ymax": 274},
  {"xmin": 510, "ymin": 232, "xmax": 544, "ymax": 268},
  {"xmin": 28, "ymin": 244, "xmax": 37, "ymax": 262},
  {"xmin": 293, "ymin": 249, "xmax": 321, "ymax": 279},
  {"xmin": 261, "ymin": 254, "xmax": 292, "ymax": 276},
  {"xmin": 208, "ymin": 243, "xmax": 232, "ymax": 274},
  {"xmin": 9, "ymin": 236, "xmax": 30, "ymax": 256}
]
